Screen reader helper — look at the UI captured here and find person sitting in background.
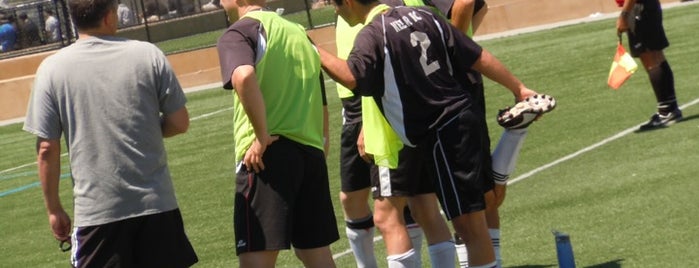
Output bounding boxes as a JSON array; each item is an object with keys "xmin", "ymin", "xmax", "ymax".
[
  {"xmin": 201, "ymin": 0, "xmax": 221, "ymax": 11},
  {"xmin": 117, "ymin": 3, "xmax": 136, "ymax": 28},
  {"xmin": 44, "ymin": 9, "xmax": 60, "ymax": 42},
  {"xmin": 0, "ymin": 15, "xmax": 17, "ymax": 52},
  {"xmin": 17, "ymin": 12, "xmax": 42, "ymax": 48}
]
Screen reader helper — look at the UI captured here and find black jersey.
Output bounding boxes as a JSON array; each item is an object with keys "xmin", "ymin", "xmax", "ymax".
[{"xmin": 347, "ymin": 5, "xmax": 482, "ymax": 146}]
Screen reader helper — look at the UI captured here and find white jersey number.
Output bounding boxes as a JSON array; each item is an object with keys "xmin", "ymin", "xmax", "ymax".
[{"xmin": 410, "ymin": 31, "xmax": 440, "ymax": 76}]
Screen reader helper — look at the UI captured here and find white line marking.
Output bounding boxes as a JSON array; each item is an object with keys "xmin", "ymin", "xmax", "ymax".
[
  {"xmin": 0, "ymin": 103, "xmax": 234, "ymax": 175},
  {"xmin": 331, "ymin": 98, "xmax": 699, "ymax": 260},
  {"xmin": 509, "ymin": 97, "xmax": 699, "ymax": 185},
  {"xmin": 191, "ymin": 107, "xmax": 233, "ymax": 121},
  {"xmin": 332, "ymin": 236, "xmax": 384, "ymax": 259}
]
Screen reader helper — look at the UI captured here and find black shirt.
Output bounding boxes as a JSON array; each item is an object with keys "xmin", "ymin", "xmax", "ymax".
[{"xmin": 347, "ymin": 6, "xmax": 483, "ymax": 145}]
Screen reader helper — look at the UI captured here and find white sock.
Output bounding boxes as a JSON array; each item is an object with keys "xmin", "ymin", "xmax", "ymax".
[
  {"xmin": 346, "ymin": 225, "xmax": 378, "ymax": 268},
  {"xmin": 489, "ymin": 229, "xmax": 501, "ymax": 268},
  {"xmin": 455, "ymin": 233, "xmax": 468, "ymax": 268},
  {"xmin": 427, "ymin": 241, "xmax": 456, "ymax": 268},
  {"xmin": 492, "ymin": 129, "xmax": 528, "ymax": 183},
  {"xmin": 387, "ymin": 248, "xmax": 419, "ymax": 268},
  {"xmin": 406, "ymin": 224, "xmax": 423, "ymax": 266}
]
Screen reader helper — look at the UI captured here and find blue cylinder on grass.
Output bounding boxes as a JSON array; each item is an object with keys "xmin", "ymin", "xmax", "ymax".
[{"xmin": 552, "ymin": 230, "xmax": 576, "ymax": 268}]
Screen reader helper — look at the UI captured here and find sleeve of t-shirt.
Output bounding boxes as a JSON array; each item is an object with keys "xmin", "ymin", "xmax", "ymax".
[
  {"xmin": 22, "ymin": 62, "xmax": 62, "ymax": 139},
  {"xmin": 346, "ymin": 25, "xmax": 384, "ymax": 97},
  {"xmin": 153, "ymin": 46, "xmax": 187, "ymax": 115},
  {"xmin": 216, "ymin": 18, "xmax": 260, "ymax": 90}
]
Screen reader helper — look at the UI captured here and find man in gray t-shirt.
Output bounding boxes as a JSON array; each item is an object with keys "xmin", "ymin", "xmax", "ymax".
[{"xmin": 23, "ymin": 0, "xmax": 197, "ymax": 266}]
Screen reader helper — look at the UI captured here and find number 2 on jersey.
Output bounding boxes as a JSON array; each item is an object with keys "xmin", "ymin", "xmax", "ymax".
[{"xmin": 410, "ymin": 31, "xmax": 440, "ymax": 76}]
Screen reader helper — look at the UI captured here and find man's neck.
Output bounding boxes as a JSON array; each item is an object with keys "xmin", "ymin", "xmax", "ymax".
[
  {"xmin": 239, "ymin": 5, "xmax": 264, "ymax": 17},
  {"xmin": 360, "ymin": 2, "xmax": 383, "ymax": 24},
  {"xmin": 77, "ymin": 29, "xmax": 116, "ymax": 40}
]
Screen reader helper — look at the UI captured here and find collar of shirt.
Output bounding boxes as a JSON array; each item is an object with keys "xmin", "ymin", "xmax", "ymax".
[{"xmin": 365, "ymin": 3, "xmax": 390, "ymax": 25}]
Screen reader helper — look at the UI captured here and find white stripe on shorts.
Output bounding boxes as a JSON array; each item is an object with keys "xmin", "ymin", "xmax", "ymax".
[
  {"xmin": 378, "ymin": 166, "xmax": 393, "ymax": 196},
  {"xmin": 432, "ymin": 113, "xmax": 465, "ymax": 219}
]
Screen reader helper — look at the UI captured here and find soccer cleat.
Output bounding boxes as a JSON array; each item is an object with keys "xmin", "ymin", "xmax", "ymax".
[
  {"xmin": 638, "ymin": 109, "xmax": 683, "ymax": 131},
  {"xmin": 497, "ymin": 94, "xmax": 556, "ymax": 129}
]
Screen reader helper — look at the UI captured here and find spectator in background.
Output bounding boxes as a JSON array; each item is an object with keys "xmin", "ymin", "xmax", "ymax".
[
  {"xmin": 17, "ymin": 12, "xmax": 42, "ymax": 49},
  {"xmin": 201, "ymin": 0, "xmax": 221, "ymax": 12},
  {"xmin": 117, "ymin": 2, "xmax": 136, "ymax": 27},
  {"xmin": 44, "ymin": 9, "xmax": 60, "ymax": 42},
  {"xmin": 0, "ymin": 15, "xmax": 17, "ymax": 52}
]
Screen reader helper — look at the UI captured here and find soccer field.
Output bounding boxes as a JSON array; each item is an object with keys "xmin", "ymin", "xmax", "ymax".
[{"xmin": 1, "ymin": 3, "xmax": 699, "ymax": 267}]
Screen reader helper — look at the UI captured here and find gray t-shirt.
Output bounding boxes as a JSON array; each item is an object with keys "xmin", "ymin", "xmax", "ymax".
[{"xmin": 23, "ymin": 36, "xmax": 186, "ymax": 227}]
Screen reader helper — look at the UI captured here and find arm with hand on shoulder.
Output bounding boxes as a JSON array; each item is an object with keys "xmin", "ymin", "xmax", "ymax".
[
  {"xmin": 318, "ymin": 46, "xmax": 357, "ymax": 90},
  {"xmin": 472, "ymin": 49, "xmax": 537, "ymax": 102}
]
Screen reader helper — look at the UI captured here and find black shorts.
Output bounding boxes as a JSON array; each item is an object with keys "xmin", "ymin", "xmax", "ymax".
[
  {"xmin": 467, "ymin": 78, "xmax": 495, "ymax": 193},
  {"xmin": 71, "ymin": 209, "xmax": 198, "ymax": 268},
  {"xmin": 420, "ymin": 106, "xmax": 490, "ymax": 220},
  {"xmin": 340, "ymin": 122, "xmax": 373, "ymax": 192},
  {"xmin": 234, "ymin": 137, "xmax": 339, "ymax": 255},
  {"xmin": 370, "ymin": 145, "xmax": 435, "ymax": 198},
  {"xmin": 626, "ymin": 0, "xmax": 669, "ymax": 57}
]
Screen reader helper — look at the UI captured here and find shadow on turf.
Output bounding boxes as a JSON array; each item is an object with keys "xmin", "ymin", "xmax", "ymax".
[
  {"xmin": 505, "ymin": 258, "xmax": 624, "ymax": 268},
  {"xmin": 506, "ymin": 265, "xmax": 555, "ymax": 268},
  {"xmin": 585, "ymin": 258, "xmax": 624, "ymax": 268}
]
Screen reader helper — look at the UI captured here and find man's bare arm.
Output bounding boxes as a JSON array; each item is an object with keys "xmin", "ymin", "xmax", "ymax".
[
  {"xmin": 36, "ymin": 138, "xmax": 71, "ymax": 242},
  {"xmin": 472, "ymin": 49, "xmax": 536, "ymax": 102},
  {"xmin": 161, "ymin": 107, "xmax": 190, "ymax": 137}
]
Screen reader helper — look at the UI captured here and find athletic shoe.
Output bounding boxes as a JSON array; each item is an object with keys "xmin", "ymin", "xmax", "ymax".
[
  {"xmin": 497, "ymin": 94, "xmax": 556, "ymax": 129},
  {"xmin": 638, "ymin": 109, "xmax": 683, "ymax": 131}
]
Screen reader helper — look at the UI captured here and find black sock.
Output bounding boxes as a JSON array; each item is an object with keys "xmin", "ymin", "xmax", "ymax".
[{"xmin": 647, "ymin": 60, "xmax": 678, "ymax": 114}]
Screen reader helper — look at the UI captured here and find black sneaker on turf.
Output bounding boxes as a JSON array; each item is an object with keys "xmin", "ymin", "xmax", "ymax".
[
  {"xmin": 638, "ymin": 109, "xmax": 683, "ymax": 131},
  {"xmin": 497, "ymin": 94, "xmax": 556, "ymax": 129}
]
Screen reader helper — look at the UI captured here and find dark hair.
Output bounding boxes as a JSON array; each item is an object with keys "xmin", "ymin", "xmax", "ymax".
[
  {"xmin": 19, "ymin": 12, "xmax": 28, "ymax": 20},
  {"xmin": 69, "ymin": 0, "xmax": 118, "ymax": 29}
]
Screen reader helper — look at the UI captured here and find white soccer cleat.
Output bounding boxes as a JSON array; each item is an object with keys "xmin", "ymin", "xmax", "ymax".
[{"xmin": 497, "ymin": 94, "xmax": 556, "ymax": 129}]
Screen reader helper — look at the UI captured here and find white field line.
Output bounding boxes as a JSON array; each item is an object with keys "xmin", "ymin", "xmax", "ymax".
[
  {"xmin": 0, "ymin": 78, "xmax": 337, "ymax": 175},
  {"xmin": 0, "ymin": 104, "xmax": 234, "ymax": 175},
  {"xmin": 331, "ymin": 97, "xmax": 699, "ymax": 260},
  {"xmin": 191, "ymin": 107, "xmax": 233, "ymax": 121},
  {"xmin": 332, "ymin": 236, "xmax": 385, "ymax": 260},
  {"xmin": 508, "ymin": 97, "xmax": 699, "ymax": 185}
]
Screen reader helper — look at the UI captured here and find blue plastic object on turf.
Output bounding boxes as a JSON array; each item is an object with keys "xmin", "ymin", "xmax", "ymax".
[{"xmin": 553, "ymin": 230, "xmax": 576, "ymax": 268}]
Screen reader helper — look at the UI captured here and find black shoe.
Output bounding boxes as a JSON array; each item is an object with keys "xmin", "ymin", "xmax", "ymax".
[{"xmin": 638, "ymin": 109, "xmax": 683, "ymax": 131}]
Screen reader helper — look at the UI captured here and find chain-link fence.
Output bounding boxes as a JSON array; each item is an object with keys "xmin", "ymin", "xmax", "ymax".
[
  {"xmin": 1, "ymin": 0, "xmax": 74, "ymax": 58},
  {"xmin": 0, "ymin": 0, "xmax": 335, "ymax": 59}
]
